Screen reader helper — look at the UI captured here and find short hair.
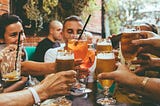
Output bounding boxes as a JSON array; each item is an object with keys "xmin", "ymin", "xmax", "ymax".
[
  {"xmin": 0, "ymin": 13, "xmax": 22, "ymax": 39},
  {"xmin": 145, "ymin": 23, "xmax": 158, "ymax": 34},
  {"xmin": 63, "ymin": 15, "xmax": 83, "ymax": 26}
]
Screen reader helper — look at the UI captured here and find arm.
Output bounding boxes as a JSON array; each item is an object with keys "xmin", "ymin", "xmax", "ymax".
[
  {"xmin": 3, "ymin": 76, "xmax": 28, "ymax": 93},
  {"xmin": 21, "ymin": 61, "xmax": 56, "ymax": 76},
  {"xmin": 0, "ymin": 70, "xmax": 76, "ymax": 106},
  {"xmin": 98, "ymin": 63, "xmax": 160, "ymax": 103}
]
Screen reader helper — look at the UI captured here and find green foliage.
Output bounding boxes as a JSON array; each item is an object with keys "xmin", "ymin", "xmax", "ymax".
[
  {"xmin": 104, "ymin": 0, "xmax": 151, "ymax": 34},
  {"xmin": 81, "ymin": 0, "xmax": 100, "ymax": 21}
]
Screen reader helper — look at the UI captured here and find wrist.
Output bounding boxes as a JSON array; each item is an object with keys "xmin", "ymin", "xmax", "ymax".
[
  {"xmin": 33, "ymin": 85, "xmax": 49, "ymax": 102},
  {"xmin": 28, "ymin": 87, "xmax": 41, "ymax": 105}
]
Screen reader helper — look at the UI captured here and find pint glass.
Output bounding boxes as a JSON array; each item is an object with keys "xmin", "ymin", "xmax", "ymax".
[
  {"xmin": 120, "ymin": 31, "xmax": 146, "ymax": 64},
  {"xmin": 56, "ymin": 50, "xmax": 74, "ymax": 72},
  {"xmin": 96, "ymin": 38, "xmax": 112, "ymax": 52},
  {"xmin": 95, "ymin": 52, "xmax": 116, "ymax": 87}
]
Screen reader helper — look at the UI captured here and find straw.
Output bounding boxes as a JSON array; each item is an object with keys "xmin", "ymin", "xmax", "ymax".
[
  {"xmin": 78, "ymin": 14, "xmax": 91, "ymax": 40},
  {"xmin": 15, "ymin": 32, "xmax": 21, "ymax": 70},
  {"xmin": 74, "ymin": 14, "xmax": 91, "ymax": 45}
]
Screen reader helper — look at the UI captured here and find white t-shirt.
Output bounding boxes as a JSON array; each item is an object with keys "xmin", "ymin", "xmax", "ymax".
[{"xmin": 44, "ymin": 46, "xmax": 63, "ymax": 63}]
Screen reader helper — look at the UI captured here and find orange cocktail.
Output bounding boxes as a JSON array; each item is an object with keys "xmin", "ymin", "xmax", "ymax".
[{"xmin": 68, "ymin": 39, "xmax": 88, "ymax": 60}]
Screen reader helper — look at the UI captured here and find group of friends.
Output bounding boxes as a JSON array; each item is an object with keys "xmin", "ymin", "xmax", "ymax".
[{"xmin": 0, "ymin": 13, "xmax": 160, "ymax": 106}]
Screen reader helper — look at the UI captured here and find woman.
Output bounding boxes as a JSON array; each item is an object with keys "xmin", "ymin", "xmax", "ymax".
[{"xmin": 0, "ymin": 13, "xmax": 63, "ymax": 92}]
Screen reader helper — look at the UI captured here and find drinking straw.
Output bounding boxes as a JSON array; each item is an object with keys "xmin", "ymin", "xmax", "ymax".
[
  {"xmin": 15, "ymin": 32, "xmax": 21, "ymax": 70},
  {"xmin": 78, "ymin": 14, "xmax": 91, "ymax": 40},
  {"xmin": 74, "ymin": 14, "xmax": 91, "ymax": 45}
]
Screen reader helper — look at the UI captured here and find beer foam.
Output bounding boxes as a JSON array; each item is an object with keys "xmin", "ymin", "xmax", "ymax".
[
  {"xmin": 97, "ymin": 41, "xmax": 111, "ymax": 46},
  {"xmin": 97, "ymin": 53, "xmax": 115, "ymax": 59},
  {"xmin": 56, "ymin": 55, "xmax": 74, "ymax": 60}
]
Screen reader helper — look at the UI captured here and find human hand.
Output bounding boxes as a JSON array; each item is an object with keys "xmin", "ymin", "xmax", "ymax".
[
  {"xmin": 38, "ymin": 70, "xmax": 76, "ymax": 98},
  {"xmin": 132, "ymin": 54, "xmax": 160, "ymax": 74},
  {"xmin": 132, "ymin": 32, "xmax": 160, "ymax": 57},
  {"xmin": 3, "ymin": 76, "xmax": 28, "ymax": 93},
  {"xmin": 74, "ymin": 59, "xmax": 90, "ymax": 79},
  {"xmin": 98, "ymin": 63, "xmax": 137, "ymax": 87}
]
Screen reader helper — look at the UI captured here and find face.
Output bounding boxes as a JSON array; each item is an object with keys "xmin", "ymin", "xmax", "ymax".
[
  {"xmin": 50, "ymin": 21, "xmax": 63, "ymax": 40},
  {"xmin": 4, "ymin": 22, "xmax": 26, "ymax": 44},
  {"xmin": 135, "ymin": 25, "xmax": 152, "ymax": 31},
  {"xmin": 63, "ymin": 21, "xmax": 83, "ymax": 41}
]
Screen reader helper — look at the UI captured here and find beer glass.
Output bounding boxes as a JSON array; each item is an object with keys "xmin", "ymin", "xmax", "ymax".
[
  {"xmin": 96, "ymin": 38, "xmax": 112, "ymax": 52},
  {"xmin": 0, "ymin": 45, "xmax": 22, "ymax": 81},
  {"xmin": 96, "ymin": 52, "xmax": 116, "ymax": 87},
  {"xmin": 120, "ymin": 31, "xmax": 145, "ymax": 66},
  {"xmin": 96, "ymin": 51, "xmax": 116, "ymax": 105},
  {"xmin": 56, "ymin": 50, "xmax": 74, "ymax": 72}
]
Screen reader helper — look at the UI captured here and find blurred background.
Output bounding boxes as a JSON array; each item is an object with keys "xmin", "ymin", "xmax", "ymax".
[{"xmin": 0, "ymin": 0, "xmax": 160, "ymax": 44}]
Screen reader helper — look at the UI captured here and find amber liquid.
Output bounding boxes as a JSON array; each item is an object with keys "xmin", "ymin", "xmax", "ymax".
[
  {"xmin": 121, "ymin": 32, "xmax": 141, "ymax": 61},
  {"xmin": 96, "ymin": 45, "xmax": 112, "ymax": 52},
  {"xmin": 95, "ymin": 53, "xmax": 116, "ymax": 87},
  {"xmin": 2, "ymin": 70, "xmax": 21, "ymax": 81},
  {"xmin": 56, "ymin": 59, "xmax": 74, "ymax": 72}
]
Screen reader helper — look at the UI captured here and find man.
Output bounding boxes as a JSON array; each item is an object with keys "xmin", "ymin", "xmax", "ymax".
[
  {"xmin": 0, "ymin": 13, "xmax": 73, "ymax": 93},
  {"xmin": 44, "ymin": 15, "xmax": 84, "ymax": 62},
  {"xmin": 44, "ymin": 15, "xmax": 93, "ymax": 78},
  {"xmin": 33, "ymin": 20, "xmax": 63, "ymax": 62},
  {"xmin": 44, "ymin": 16, "xmax": 96, "ymax": 101}
]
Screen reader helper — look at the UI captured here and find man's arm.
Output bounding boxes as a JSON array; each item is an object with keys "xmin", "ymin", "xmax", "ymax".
[{"xmin": 21, "ymin": 61, "xmax": 56, "ymax": 76}]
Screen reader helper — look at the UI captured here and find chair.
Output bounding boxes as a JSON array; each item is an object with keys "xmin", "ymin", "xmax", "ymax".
[{"xmin": 24, "ymin": 46, "xmax": 36, "ymax": 61}]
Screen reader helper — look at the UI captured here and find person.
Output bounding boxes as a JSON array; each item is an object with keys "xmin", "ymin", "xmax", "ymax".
[
  {"xmin": 98, "ymin": 32, "xmax": 160, "ymax": 104},
  {"xmin": 131, "ymin": 32, "xmax": 160, "ymax": 74},
  {"xmin": 44, "ymin": 15, "xmax": 94, "ymax": 74},
  {"xmin": 0, "ymin": 70, "xmax": 76, "ymax": 106},
  {"xmin": 84, "ymin": 31, "xmax": 93, "ymax": 44},
  {"xmin": 33, "ymin": 20, "xmax": 63, "ymax": 62},
  {"xmin": 135, "ymin": 23, "xmax": 158, "ymax": 34},
  {"xmin": 98, "ymin": 63, "xmax": 160, "ymax": 104},
  {"xmin": 44, "ymin": 15, "xmax": 96, "ymax": 101},
  {"xmin": 109, "ymin": 23, "xmax": 159, "ymax": 49},
  {"xmin": 44, "ymin": 15, "xmax": 85, "ymax": 62},
  {"xmin": 132, "ymin": 31, "xmax": 160, "ymax": 57},
  {"xmin": 0, "ymin": 13, "xmax": 65, "ymax": 92}
]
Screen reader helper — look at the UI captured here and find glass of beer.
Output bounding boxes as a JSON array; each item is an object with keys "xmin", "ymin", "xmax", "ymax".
[
  {"xmin": 56, "ymin": 50, "xmax": 74, "ymax": 72},
  {"xmin": 95, "ymin": 52, "xmax": 116, "ymax": 87},
  {"xmin": 120, "ymin": 31, "xmax": 146, "ymax": 66},
  {"xmin": 0, "ymin": 45, "xmax": 22, "ymax": 81},
  {"xmin": 96, "ymin": 51, "xmax": 116, "ymax": 105},
  {"xmin": 96, "ymin": 38, "xmax": 112, "ymax": 52}
]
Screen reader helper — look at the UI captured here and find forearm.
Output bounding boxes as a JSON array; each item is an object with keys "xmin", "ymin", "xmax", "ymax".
[
  {"xmin": 21, "ymin": 61, "xmax": 56, "ymax": 76},
  {"xmin": 0, "ymin": 89, "xmax": 34, "ymax": 106},
  {"xmin": 131, "ymin": 76, "xmax": 160, "ymax": 103},
  {"xmin": 0, "ymin": 85, "xmax": 48, "ymax": 106}
]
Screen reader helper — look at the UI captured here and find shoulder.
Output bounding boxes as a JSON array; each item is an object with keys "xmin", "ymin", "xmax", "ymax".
[{"xmin": 44, "ymin": 47, "xmax": 62, "ymax": 62}]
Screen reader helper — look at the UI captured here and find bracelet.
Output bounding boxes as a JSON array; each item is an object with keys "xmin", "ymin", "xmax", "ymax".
[
  {"xmin": 141, "ymin": 77, "xmax": 149, "ymax": 89},
  {"xmin": 28, "ymin": 87, "xmax": 41, "ymax": 106}
]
